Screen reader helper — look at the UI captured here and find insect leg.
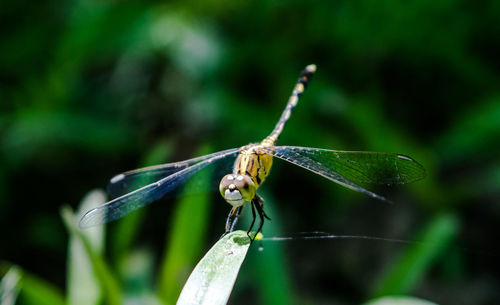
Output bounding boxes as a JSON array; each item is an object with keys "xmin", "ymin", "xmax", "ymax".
[
  {"xmin": 230, "ymin": 206, "xmax": 243, "ymax": 232},
  {"xmin": 223, "ymin": 207, "xmax": 238, "ymax": 236},
  {"xmin": 225, "ymin": 207, "xmax": 236, "ymax": 233},
  {"xmin": 247, "ymin": 200, "xmax": 257, "ymax": 241},
  {"xmin": 253, "ymin": 197, "xmax": 267, "ymax": 239},
  {"xmin": 255, "ymin": 194, "xmax": 271, "ymax": 220},
  {"xmin": 225, "ymin": 206, "xmax": 242, "ymax": 233}
]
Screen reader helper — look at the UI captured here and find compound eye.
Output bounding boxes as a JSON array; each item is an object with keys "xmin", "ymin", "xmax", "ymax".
[
  {"xmin": 235, "ymin": 175, "xmax": 252, "ymax": 187},
  {"xmin": 219, "ymin": 174, "xmax": 256, "ymax": 203},
  {"xmin": 219, "ymin": 174, "xmax": 238, "ymax": 194},
  {"xmin": 219, "ymin": 174, "xmax": 246, "ymax": 207}
]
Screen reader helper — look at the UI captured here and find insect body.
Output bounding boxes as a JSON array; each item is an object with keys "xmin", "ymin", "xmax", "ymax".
[
  {"xmin": 219, "ymin": 144, "xmax": 273, "ymax": 234},
  {"xmin": 80, "ymin": 65, "xmax": 425, "ymax": 240},
  {"xmin": 219, "ymin": 65, "xmax": 316, "ymax": 235}
]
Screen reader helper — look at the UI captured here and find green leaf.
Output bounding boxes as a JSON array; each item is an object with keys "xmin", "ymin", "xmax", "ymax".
[
  {"xmin": 18, "ymin": 270, "xmax": 65, "ymax": 305},
  {"xmin": 67, "ymin": 190, "xmax": 106, "ymax": 305},
  {"xmin": 61, "ymin": 197, "xmax": 122, "ymax": 305},
  {"xmin": 372, "ymin": 214, "xmax": 459, "ymax": 297},
  {"xmin": 0, "ymin": 266, "xmax": 22, "ymax": 305},
  {"xmin": 176, "ymin": 230, "xmax": 252, "ymax": 305},
  {"xmin": 363, "ymin": 295, "xmax": 438, "ymax": 305}
]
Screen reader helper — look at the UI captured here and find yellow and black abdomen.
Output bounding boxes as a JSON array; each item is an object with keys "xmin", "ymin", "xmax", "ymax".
[{"xmin": 230, "ymin": 64, "xmax": 316, "ymax": 199}]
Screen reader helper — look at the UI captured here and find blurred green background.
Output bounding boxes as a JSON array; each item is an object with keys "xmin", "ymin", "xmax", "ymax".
[{"xmin": 1, "ymin": 0, "xmax": 499, "ymax": 304}]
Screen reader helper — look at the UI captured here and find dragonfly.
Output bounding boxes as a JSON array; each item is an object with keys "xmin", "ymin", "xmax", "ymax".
[{"xmin": 80, "ymin": 64, "xmax": 425, "ymax": 238}]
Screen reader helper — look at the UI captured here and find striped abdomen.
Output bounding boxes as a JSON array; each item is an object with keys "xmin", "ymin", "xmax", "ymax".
[{"xmin": 262, "ymin": 64, "xmax": 316, "ymax": 146}]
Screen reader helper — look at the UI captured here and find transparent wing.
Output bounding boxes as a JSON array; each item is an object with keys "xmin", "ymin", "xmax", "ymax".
[
  {"xmin": 107, "ymin": 148, "xmax": 240, "ymax": 199},
  {"xmin": 79, "ymin": 148, "xmax": 240, "ymax": 228},
  {"xmin": 261, "ymin": 146, "xmax": 426, "ymax": 201}
]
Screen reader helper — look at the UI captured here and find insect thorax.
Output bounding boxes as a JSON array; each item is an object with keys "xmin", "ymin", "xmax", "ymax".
[{"xmin": 233, "ymin": 144, "xmax": 273, "ymax": 187}]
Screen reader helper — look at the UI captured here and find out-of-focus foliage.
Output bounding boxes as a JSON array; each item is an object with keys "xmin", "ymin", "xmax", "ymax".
[
  {"xmin": 0, "ymin": 265, "xmax": 65, "ymax": 305},
  {"xmin": 65, "ymin": 190, "xmax": 106, "ymax": 305},
  {"xmin": 363, "ymin": 296, "xmax": 438, "ymax": 305},
  {"xmin": 0, "ymin": 266, "xmax": 22, "ymax": 305},
  {"xmin": 61, "ymin": 194, "xmax": 122, "ymax": 305},
  {"xmin": 1, "ymin": 0, "xmax": 499, "ymax": 304}
]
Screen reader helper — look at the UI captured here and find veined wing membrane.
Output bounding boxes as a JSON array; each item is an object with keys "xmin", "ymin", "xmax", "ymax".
[
  {"xmin": 261, "ymin": 146, "xmax": 425, "ymax": 201},
  {"xmin": 108, "ymin": 148, "xmax": 240, "ymax": 199},
  {"xmin": 80, "ymin": 148, "xmax": 240, "ymax": 228}
]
